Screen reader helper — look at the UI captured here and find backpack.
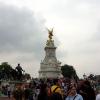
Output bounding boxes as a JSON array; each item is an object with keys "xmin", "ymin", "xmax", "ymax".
[
  {"xmin": 48, "ymin": 85, "xmax": 60, "ymax": 96},
  {"xmin": 48, "ymin": 86, "xmax": 63, "ymax": 100}
]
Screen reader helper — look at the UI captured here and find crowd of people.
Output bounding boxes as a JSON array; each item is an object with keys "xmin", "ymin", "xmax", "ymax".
[{"xmin": 0, "ymin": 78, "xmax": 100, "ymax": 100}]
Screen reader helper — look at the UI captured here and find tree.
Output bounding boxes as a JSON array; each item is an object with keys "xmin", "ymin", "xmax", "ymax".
[
  {"xmin": 0, "ymin": 62, "xmax": 13, "ymax": 80},
  {"xmin": 23, "ymin": 73, "xmax": 31, "ymax": 80},
  {"xmin": 0, "ymin": 62, "xmax": 31, "ymax": 81},
  {"xmin": 61, "ymin": 64, "xmax": 79, "ymax": 80},
  {"xmin": 88, "ymin": 74, "xmax": 95, "ymax": 80}
]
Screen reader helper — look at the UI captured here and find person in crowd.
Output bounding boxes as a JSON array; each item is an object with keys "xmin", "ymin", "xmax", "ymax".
[
  {"xmin": 24, "ymin": 85, "xmax": 31, "ymax": 100},
  {"xmin": 28, "ymin": 83, "xmax": 34, "ymax": 100},
  {"xmin": 37, "ymin": 83, "xmax": 49, "ymax": 100},
  {"xmin": 50, "ymin": 79, "xmax": 62, "ymax": 95},
  {"xmin": 96, "ymin": 90, "xmax": 100, "ymax": 100},
  {"xmin": 49, "ymin": 78, "xmax": 63, "ymax": 100},
  {"xmin": 77, "ymin": 80, "xmax": 95, "ymax": 100},
  {"xmin": 7, "ymin": 85, "xmax": 11, "ymax": 99},
  {"xmin": 12, "ymin": 85, "xmax": 23, "ymax": 100},
  {"xmin": 65, "ymin": 85, "xmax": 83, "ymax": 100},
  {"xmin": 50, "ymin": 92, "xmax": 63, "ymax": 100}
]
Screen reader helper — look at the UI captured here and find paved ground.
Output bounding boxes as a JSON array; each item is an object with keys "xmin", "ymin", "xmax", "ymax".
[
  {"xmin": 0, "ymin": 97, "xmax": 13, "ymax": 100},
  {"xmin": 0, "ymin": 97, "xmax": 8, "ymax": 100}
]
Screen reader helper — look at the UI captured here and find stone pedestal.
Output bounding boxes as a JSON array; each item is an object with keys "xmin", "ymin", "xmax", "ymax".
[{"xmin": 39, "ymin": 39, "xmax": 62, "ymax": 78}]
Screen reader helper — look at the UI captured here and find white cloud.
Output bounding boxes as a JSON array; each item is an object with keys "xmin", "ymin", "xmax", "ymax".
[
  {"xmin": 0, "ymin": 2, "xmax": 60, "ymax": 77},
  {"xmin": 0, "ymin": 3, "xmax": 47, "ymax": 77}
]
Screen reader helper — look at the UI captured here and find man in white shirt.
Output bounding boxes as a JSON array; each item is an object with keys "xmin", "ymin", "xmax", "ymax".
[
  {"xmin": 65, "ymin": 86, "xmax": 83, "ymax": 100},
  {"xmin": 96, "ymin": 90, "xmax": 100, "ymax": 100}
]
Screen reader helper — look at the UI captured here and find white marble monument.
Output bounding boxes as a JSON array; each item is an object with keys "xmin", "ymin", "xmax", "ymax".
[{"xmin": 39, "ymin": 29, "xmax": 62, "ymax": 78}]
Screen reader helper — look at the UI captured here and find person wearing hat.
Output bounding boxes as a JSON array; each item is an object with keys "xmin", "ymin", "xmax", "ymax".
[
  {"xmin": 51, "ymin": 79, "xmax": 62, "ymax": 95},
  {"xmin": 48, "ymin": 78, "xmax": 63, "ymax": 100}
]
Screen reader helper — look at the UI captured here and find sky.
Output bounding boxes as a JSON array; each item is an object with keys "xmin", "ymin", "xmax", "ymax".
[{"xmin": 0, "ymin": 0, "xmax": 100, "ymax": 78}]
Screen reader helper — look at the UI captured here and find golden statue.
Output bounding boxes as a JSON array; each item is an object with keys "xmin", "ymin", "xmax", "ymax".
[{"xmin": 47, "ymin": 28, "xmax": 53, "ymax": 40}]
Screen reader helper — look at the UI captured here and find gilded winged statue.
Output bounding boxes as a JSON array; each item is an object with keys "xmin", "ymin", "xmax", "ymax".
[{"xmin": 47, "ymin": 28, "xmax": 53, "ymax": 40}]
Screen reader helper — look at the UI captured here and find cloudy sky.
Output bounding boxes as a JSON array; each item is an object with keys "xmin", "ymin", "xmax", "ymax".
[{"xmin": 0, "ymin": 0, "xmax": 100, "ymax": 78}]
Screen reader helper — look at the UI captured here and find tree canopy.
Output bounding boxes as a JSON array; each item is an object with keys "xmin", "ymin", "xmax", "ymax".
[
  {"xmin": 0, "ymin": 62, "xmax": 13, "ymax": 80},
  {"xmin": 61, "ymin": 64, "xmax": 79, "ymax": 80},
  {"xmin": 0, "ymin": 62, "xmax": 31, "ymax": 81}
]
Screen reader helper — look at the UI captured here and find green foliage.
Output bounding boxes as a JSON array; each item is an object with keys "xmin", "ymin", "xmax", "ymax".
[
  {"xmin": 23, "ymin": 73, "xmax": 31, "ymax": 80},
  {"xmin": 61, "ymin": 64, "xmax": 79, "ymax": 80},
  {"xmin": 0, "ymin": 62, "xmax": 31, "ymax": 81},
  {"xmin": 0, "ymin": 62, "xmax": 13, "ymax": 80},
  {"xmin": 88, "ymin": 74, "xmax": 95, "ymax": 80}
]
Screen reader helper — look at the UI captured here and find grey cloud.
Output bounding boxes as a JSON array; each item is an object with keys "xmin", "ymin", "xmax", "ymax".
[
  {"xmin": 0, "ymin": 3, "xmax": 60, "ymax": 61},
  {"xmin": 0, "ymin": 3, "xmax": 60, "ymax": 76},
  {"xmin": 0, "ymin": 3, "xmax": 47, "ymax": 55}
]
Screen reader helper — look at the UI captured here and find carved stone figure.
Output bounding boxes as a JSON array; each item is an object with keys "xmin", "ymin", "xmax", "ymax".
[
  {"xmin": 15, "ymin": 64, "xmax": 23, "ymax": 80},
  {"xmin": 47, "ymin": 28, "xmax": 53, "ymax": 40}
]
